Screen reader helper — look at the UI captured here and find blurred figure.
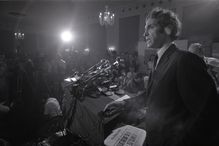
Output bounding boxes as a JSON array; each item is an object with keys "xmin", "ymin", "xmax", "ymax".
[
  {"xmin": 147, "ymin": 54, "xmax": 156, "ymax": 73},
  {"xmin": 0, "ymin": 55, "xmax": 10, "ymax": 113},
  {"xmin": 37, "ymin": 97, "xmax": 63, "ymax": 138},
  {"xmin": 188, "ymin": 43, "xmax": 204, "ymax": 58},
  {"xmin": 44, "ymin": 97, "xmax": 62, "ymax": 117},
  {"xmin": 188, "ymin": 43, "xmax": 219, "ymax": 67},
  {"xmin": 0, "ymin": 54, "xmax": 11, "ymax": 142},
  {"xmin": 189, "ymin": 43, "xmax": 219, "ymax": 86},
  {"xmin": 129, "ymin": 52, "xmax": 139, "ymax": 72}
]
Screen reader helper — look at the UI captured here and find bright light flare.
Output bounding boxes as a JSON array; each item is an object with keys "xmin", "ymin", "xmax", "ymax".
[
  {"xmin": 108, "ymin": 46, "xmax": 116, "ymax": 51},
  {"xmin": 61, "ymin": 31, "xmax": 73, "ymax": 42},
  {"xmin": 84, "ymin": 48, "xmax": 90, "ymax": 52},
  {"xmin": 64, "ymin": 77, "xmax": 77, "ymax": 82}
]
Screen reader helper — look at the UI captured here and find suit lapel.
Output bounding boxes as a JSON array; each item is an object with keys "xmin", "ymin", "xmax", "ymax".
[
  {"xmin": 156, "ymin": 44, "xmax": 176, "ymax": 70},
  {"xmin": 147, "ymin": 44, "xmax": 177, "ymax": 96}
]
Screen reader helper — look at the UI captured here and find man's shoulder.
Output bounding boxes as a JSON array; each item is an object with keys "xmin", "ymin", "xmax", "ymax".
[
  {"xmin": 167, "ymin": 46, "xmax": 206, "ymax": 68},
  {"xmin": 174, "ymin": 49, "xmax": 207, "ymax": 69},
  {"xmin": 174, "ymin": 48, "xmax": 202, "ymax": 61},
  {"xmin": 167, "ymin": 44, "xmax": 191, "ymax": 58}
]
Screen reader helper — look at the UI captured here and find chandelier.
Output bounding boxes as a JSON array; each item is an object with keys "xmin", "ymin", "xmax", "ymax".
[
  {"xmin": 14, "ymin": 30, "xmax": 24, "ymax": 40},
  {"xmin": 99, "ymin": 5, "xmax": 115, "ymax": 26}
]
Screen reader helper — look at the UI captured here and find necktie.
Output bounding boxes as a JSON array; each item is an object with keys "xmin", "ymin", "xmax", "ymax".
[
  {"xmin": 147, "ymin": 54, "xmax": 158, "ymax": 96},
  {"xmin": 153, "ymin": 54, "xmax": 158, "ymax": 70}
]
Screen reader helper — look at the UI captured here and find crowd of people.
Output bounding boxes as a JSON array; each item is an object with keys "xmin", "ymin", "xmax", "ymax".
[
  {"xmin": 0, "ymin": 38, "xmax": 145, "ymax": 145},
  {"xmin": 0, "ymin": 48, "xmax": 67, "ymax": 145}
]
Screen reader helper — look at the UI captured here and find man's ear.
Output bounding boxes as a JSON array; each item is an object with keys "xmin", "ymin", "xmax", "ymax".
[{"xmin": 164, "ymin": 26, "xmax": 172, "ymax": 35}]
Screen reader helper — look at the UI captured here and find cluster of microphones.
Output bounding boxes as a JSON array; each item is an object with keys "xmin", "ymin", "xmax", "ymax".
[{"xmin": 64, "ymin": 57, "xmax": 125, "ymax": 100}]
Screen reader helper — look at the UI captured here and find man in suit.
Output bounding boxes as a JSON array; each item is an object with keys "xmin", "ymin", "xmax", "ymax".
[{"xmin": 104, "ymin": 7, "xmax": 219, "ymax": 146}]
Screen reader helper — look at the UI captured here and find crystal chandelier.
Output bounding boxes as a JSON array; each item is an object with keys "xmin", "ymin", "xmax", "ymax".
[
  {"xmin": 99, "ymin": 5, "xmax": 115, "ymax": 26},
  {"xmin": 14, "ymin": 30, "xmax": 24, "ymax": 40}
]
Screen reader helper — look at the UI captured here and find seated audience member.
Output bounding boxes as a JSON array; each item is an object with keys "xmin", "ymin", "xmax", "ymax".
[
  {"xmin": 117, "ymin": 69, "xmax": 127, "ymax": 89},
  {"xmin": 38, "ymin": 97, "xmax": 63, "ymax": 138},
  {"xmin": 126, "ymin": 66, "xmax": 136, "ymax": 80},
  {"xmin": 123, "ymin": 52, "xmax": 130, "ymax": 72},
  {"xmin": 125, "ymin": 66, "xmax": 144, "ymax": 93},
  {"xmin": 44, "ymin": 97, "xmax": 62, "ymax": 117},
  {"xmin": 130, "ymin": 52, "xmax": 139, "ymax": 72}
]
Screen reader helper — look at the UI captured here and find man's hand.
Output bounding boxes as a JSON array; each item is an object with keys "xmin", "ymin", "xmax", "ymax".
[{"xmin": 103, "ymin": 100, "xmax": 126, "ymax": 117}]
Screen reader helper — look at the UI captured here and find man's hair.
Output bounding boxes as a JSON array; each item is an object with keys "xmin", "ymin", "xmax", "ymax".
[{"xmin": 146, "ymin": 7, "xmax": 181, "ymax": 40}]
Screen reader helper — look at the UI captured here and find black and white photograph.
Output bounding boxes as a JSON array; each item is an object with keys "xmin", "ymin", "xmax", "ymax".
[{"xmin": 0, "ymin": 0, "xmax": 219, "ymax": 146}]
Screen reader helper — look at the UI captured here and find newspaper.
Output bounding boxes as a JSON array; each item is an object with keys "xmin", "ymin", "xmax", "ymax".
[{"xmin": 104, "ymin": 125, "xmax": 146, "ymax": 146}]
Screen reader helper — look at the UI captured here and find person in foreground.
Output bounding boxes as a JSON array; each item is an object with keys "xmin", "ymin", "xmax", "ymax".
[{"xmin": 104, "ymin": 7, "xmax": 219, "ymax": 146}]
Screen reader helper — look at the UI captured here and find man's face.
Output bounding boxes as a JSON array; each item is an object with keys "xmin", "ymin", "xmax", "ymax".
[{"xmin": 143, "ymin": 18, "xmax": 166, "ymax": 48}]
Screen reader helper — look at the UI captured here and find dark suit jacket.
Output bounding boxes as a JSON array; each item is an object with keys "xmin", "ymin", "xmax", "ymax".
[{"xmin": 125, "ymin": 44, "xmax": 219, "ymax": 146}]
